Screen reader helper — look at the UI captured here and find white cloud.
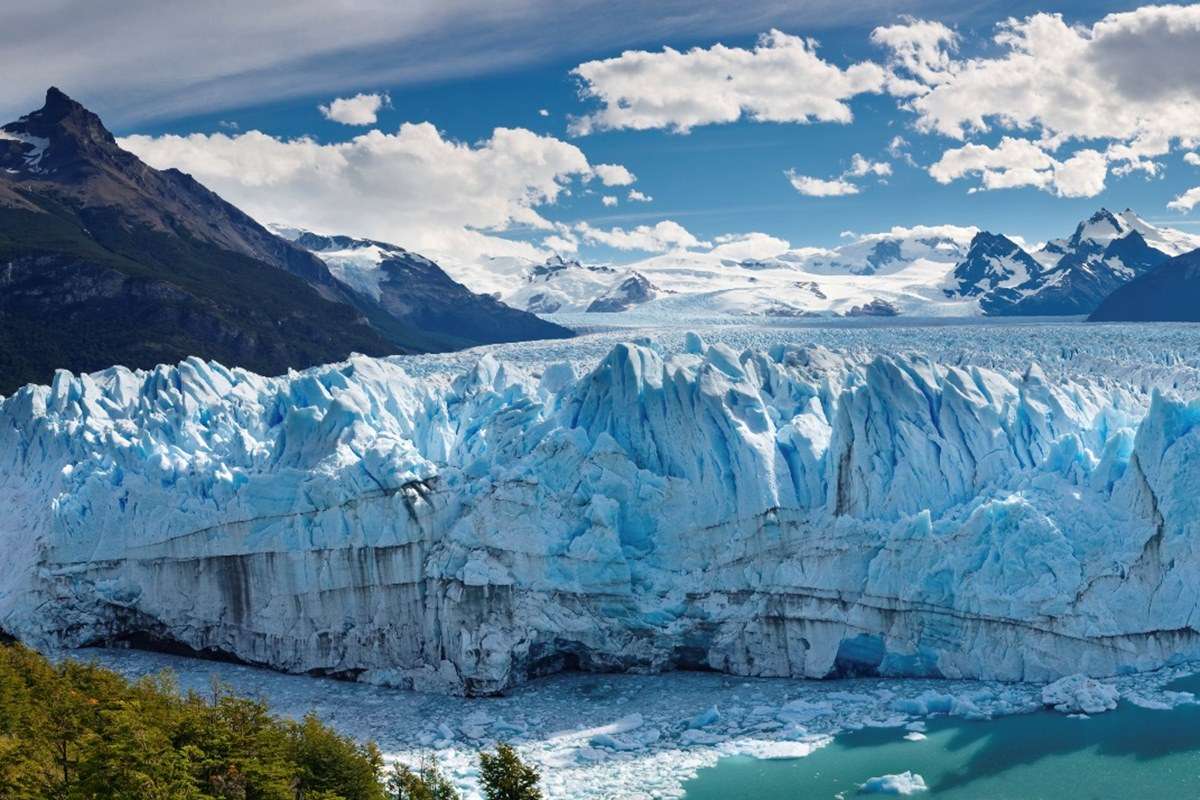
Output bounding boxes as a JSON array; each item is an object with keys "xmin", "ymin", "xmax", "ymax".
[
  {"xmin": 538, "ymin": 108, "xmax": 550, "ymax": 117},
  {"xmin": 627, "ymin": 189, "xmax": 652, "ymax": 202},
  {"xmin": 845, "ymin": 153, "xmax": 892, "ymax": 177},
  {"xmin": 601, "ymin": 195, "xmax": 618, "ymax": 206},
  {"xmin": 576, "ymin": 220, "xmax": 708, "ymax": 252},
  {"xmin": 870, "ymin": 7, "xmax": 1200, "ymax": 199},
  {"xmin": 318, "ymin": 92, "xmax": 389, "ymax": 125},
  {"xmin": 217, "ymin": 119, "xmax": 239, "ymax": 130},
  {"xmin": 0, "ymin": 1, "xmax": 928, "ymax": 126},
  {"xmin": 119, "ymin": 123, "xmax": 620, "ymax": 262},
  {"xmin": 871, "ymin": 18, "xmax": 958, "ymax": 90},
  {"xmin": 542, "ymin": 233, "xmax": 578, "ymax": 252},
  {"xmin": 879, "ymin": 8, "xmax": 1200, "ymax": 144},
  {"xmin": 1168, "ymin": 187, "xmax": 1200, "ymax": 213},
  {"xmin": 928, "ymin": 137, "xmax": 1108, "ymax": 198},
  {"xmin": 1186, "ymin": 152, "xmax": 1200, "ymax": 167},
  {"xmin": 569, "ymin": 29, "xmax": 885, "ymax": 134},
  {"xmin": 785, "ymin": 170, "xmax": 860, "ymax": 197},
  {"xmin": 709, "ymin": 232, "xmax": 791, "ymax": 260},
  {"xmin": 784, "ymin": 152, "xmax": 890, "ymax": 198},
  {"xmin": 887, "ymin": 134, "xmax": 916, "ymax": 166},
  {"xmin": 592, "ymin": 163, "xmax": 636, "ymax": 186}
]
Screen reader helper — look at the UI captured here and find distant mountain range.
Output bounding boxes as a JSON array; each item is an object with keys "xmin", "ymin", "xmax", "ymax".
[
  {"xmin": 426, "ymin": 210, "xmax": 1200, "ymax": 321},
  {"xmin": 0, "ymin": 88, "xmax": 569, "ymax": 394}
]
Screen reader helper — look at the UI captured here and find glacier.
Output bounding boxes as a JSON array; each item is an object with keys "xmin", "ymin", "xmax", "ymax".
[{"xmin": 3, "ymin": 322, "xmax": 1200, "ymax": 695}]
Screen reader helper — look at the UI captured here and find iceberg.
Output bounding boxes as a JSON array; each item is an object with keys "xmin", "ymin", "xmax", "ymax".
[
  {"xmin": 2, "ymin": 332, "xmax": 1200, "ymax": 695},
  {"xmin": 860, "ymin": 771, "xmax": 929, "ymax": 795}
]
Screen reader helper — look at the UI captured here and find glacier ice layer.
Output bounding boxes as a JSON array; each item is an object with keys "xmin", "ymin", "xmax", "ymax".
[{"xmin": 2, "ymin": 334, "xmax": 1199, "ymax": 695}]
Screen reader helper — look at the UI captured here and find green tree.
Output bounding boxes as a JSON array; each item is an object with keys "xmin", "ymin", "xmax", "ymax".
[
  {"xmin": 386, "ymin": 755, "xmax": 459, "ymax": 800},
  {"xmin": 478, "ymin": 744, "xmax": 541, "ymax": 800},
  {"xmin": 287, "ymin": 713, "xmax": 386, "ymax": 800}
]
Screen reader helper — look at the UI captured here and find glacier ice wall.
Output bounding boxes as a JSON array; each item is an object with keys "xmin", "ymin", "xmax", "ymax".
[{"xmin": 2, "ymin": 336, "xmax": 1199, "ymax": 695}]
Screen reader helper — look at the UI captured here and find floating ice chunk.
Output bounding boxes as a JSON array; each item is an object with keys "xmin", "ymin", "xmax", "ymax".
[
  {"xmin": 903, "ymin": 732, "xmax": 927, "ymax": 742},
  {"xmin": 1122, "ymin": 690, "xmax": 1196, "ymax": 710},
  {"xmin": 1041, "ymin": 674, "xmax": 1119, "ymax": 715},
  {"xmin": 860, "ymin": 771, "xmax": 929, "ymax": 795},
  {"xmin": 689, "ymin": 705, "xmax": 721, "ymax": 729}
]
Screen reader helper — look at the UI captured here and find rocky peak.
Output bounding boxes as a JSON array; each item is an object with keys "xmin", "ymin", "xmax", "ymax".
[{"xmin": 1, "ymin": 87, "xmax": 123, "ymax": 175}]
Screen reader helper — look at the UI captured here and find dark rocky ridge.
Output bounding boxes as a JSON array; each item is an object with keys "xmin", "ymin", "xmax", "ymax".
[
  {"xmin": 1089, "ymin": 249, "xmax": 1200, "ymax": 322},
  {"xmin": 0, "ymin": 88, "xmax": 572, "ymax": 393}
]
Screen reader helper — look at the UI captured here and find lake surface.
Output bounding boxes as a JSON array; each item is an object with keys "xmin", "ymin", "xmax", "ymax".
[{"xmin": 683, "ymin": 675, "xmax": 1200, "ymax": 799}]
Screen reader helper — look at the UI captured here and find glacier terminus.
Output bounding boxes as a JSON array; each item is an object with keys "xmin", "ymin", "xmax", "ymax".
[{"xmin": 3, "ymin": 321, "xmax": 1199, "ymax": 697}]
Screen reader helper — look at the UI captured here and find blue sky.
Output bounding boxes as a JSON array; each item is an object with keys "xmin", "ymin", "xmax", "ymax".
[{"xmin": 6, "ymin": 0, "xmax": 1200, "ymax": 263}]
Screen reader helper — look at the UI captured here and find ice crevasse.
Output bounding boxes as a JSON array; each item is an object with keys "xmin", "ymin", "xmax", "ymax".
[{"xmin": 1, "ymin": 334, "xmax": 1199, "ymax": 695}]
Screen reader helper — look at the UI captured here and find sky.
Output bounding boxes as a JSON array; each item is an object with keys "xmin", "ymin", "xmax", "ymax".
[{"xmin": 5, "ymin": 0, "xmax": 1200, "ymax": 265}]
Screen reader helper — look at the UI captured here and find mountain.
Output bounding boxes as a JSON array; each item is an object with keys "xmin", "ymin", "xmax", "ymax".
[
  {"xmin": 947, "ymin": 209, "xmax": 1196, "ymax": 316},
  {"xmin": 797, "ymin": 228, "xmax": 973, "ymax": 276},
  {"xmin": 1088, "ymin": 248, "xmax": 1200, "ymax": 322},
  {"xmin": 944, "ymin": 232, "xmax": 1045, "ymax": 313},
  {"xmin": 586, "ymin": 272, "xmax": 661, "ymax": 312},
  {"xmin": 0, "ymin": 88, "xmax": 569, "ymax": 395},
  {"xmin": 275, "ymin": 228, "xmax": 572, "ymax": 347}
]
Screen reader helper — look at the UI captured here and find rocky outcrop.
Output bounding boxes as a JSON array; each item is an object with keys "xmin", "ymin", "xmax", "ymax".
[{"xmin": 2, "ymin": 339, "xmax": 1199, "ymax": 695}]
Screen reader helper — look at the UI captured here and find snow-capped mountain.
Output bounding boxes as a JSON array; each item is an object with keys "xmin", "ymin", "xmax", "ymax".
[
  {"xmin": 275, "ymin": 227, "xmax": 572, "ymax": 346},
  {"xmin": 504, "ymin": 255, "xmax": 622, "ymax": 314},
  {"xmin": 952, "ymin": 209, "xmax": 1199, "ymax": 316},
  {"xmin": 430, "ymin": 214, "xmax": 1196, "ymax": 320},
  {"xmin": 797, "ymin": 226, "xmax": 975, "ymax": 276},
  {"xmin": 944, "ymin": 232, "xmax": 1047, "ymax": 313},
  {"xmin": 586, "ymin": 272, "xmax": 663, "ymax": 312},
  {"xmin": 5, "ymin": 333, "xmax": 1200, "ymax": 694}
]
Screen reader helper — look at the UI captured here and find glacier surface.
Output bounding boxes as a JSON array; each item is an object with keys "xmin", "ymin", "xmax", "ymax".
[{"xmin": 4, "ymin": 321, "xmax": 1200, "ymax": 695}]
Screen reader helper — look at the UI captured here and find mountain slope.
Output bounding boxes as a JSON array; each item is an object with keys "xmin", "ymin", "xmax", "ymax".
[
  {"xmin": 944, "ymin": 209, "xmax": 1188, "ymax": 317},
  {"xmin": 0, "ymin": 89, "xmax": 571, "ymax": 394},
  {"xmin": 278, "ymin": 228, "xmax": 572, "ymax": 347},
  {"xmin": 1088, "ymin": 249, "xmax": 1200, "ymax": 321}
]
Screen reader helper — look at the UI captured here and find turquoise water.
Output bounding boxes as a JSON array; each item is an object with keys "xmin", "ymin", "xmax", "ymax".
[{"xmin": 683, "ymin": 676, "xmax": 1200, "ymax": 799}]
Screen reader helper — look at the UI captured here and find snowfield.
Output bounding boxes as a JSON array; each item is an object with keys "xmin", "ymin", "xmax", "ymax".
[{"xmin": 5, "ymin": 318, "xmax": 1200, "ymax": 700}]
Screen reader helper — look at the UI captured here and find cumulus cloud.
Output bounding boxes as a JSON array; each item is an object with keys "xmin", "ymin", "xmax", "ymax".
[
  {"xmin": 871, "ymin": 18, "xmax": 958, "ymax": 91},
  {"xmin": 119, "ymin": 124, "xmax": 626, "ymax": 262},
  {"xmin": 785, "ymin": 152, "xmax": 890, "ymax": 198},
  {"xmin": 601, "ymin": 195, "xmax": 618, "ymax": 206},
  {"xmin": 538, "ymin": 108, "xmax": 550, "ymax": 117},
  {"xmin": 929, "ymin": 137, "xmax": 1108, "ymax": 198},
  {"xmin": 845, "ymin": 153, "xmax": 892, "ymax": 177},
  {"xmin": 1186, "ymin": 152, "xmax": 1200, "ymax": 167},
  {"xmin": 542, "ymin": 233, "xmax": 578, "ymax": 252},
  {"xmin": 868, "ymin": 6, "xmax": 1200, "ymax": 204},
  {"xmin": 318, "ymin": 92, "xmax": 389, "ymax": 125},
  {"xmin": 627, "ymin": 189, "xmax": 652, "ymax": 202},
  {"xmin": 1168, "ymin": 187, "xmax": 1200, "ymax": 213},
  {"xmin": 879, "ymin": 7, "xmax": 1200, "ymax": 144},
  {"xmin": 709, "ymin": 232, "xmax": 791, "ymax": 260},
  {"xmin": 576, "ymin": 219, "xmax": 708, "ymax": 251},
  {"xmin": 569, "ymin": 29, "xmax": 885, "ymax": 134},
  {"xmin": 592, "ymin": 163, "xmax": 636, "ymax": 186},
  {"xmin": 785, "ymin": 170, "xmax": 860, "ymax": 197}
]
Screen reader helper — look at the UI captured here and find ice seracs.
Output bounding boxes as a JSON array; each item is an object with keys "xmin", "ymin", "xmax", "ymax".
[{"xmin": 4, "ymin": 328, "xmax": 1200, "ymax": 695}]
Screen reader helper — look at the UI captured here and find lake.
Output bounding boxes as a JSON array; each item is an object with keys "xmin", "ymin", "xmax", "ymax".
[{"xmin": 683, "ymin": 675, "xmax": 1200, "ymax": 799}]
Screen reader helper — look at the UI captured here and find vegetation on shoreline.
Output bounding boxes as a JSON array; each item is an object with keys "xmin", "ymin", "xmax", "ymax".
[{"xmin": 0, "ymin": 644, "xmax": 542, "ymax": 800}]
